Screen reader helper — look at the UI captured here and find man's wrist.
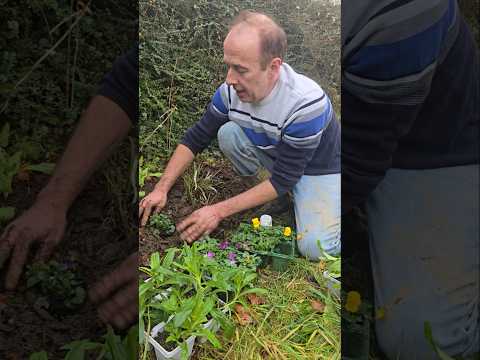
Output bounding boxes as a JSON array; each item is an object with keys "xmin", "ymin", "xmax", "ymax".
[
  {"xmin": 35, "ymin": 187, "xmax": 70, "ymax": 213},
  {"xmin": 214, "ymin": 201, "xmax": 233, "ymax": 220},
  {"xmin": 153, "ymin": 179, "xmax": 172, "ymax": 193}
]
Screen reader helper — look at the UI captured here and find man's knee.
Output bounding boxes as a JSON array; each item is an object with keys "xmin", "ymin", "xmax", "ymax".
[
  {"xmin": 296, "ymin": 228, "xmax": 340, "ymax": 260},
  {"xmin": 217, "ymin": 121, "xmax": 241, "ymax": 155},
  {"xmin": 375, "ymin": 304, "xmax": 479, "ymax": 359}
]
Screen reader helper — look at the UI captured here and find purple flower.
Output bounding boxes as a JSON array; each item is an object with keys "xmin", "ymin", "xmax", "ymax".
[
  {"xmin": 207, "ymin": 251, "xmax": 215, "ymax": 258},
  {"xmin": 218, "ymin": 241, "xmax": 229, "ymax": 250},
  {"xmin": 235, "ymin": 243, "xmax": 243, "ymax": 250},
  {"xmin": 227, "ymin": 252, "xmax": 237, "ymax": 261}
]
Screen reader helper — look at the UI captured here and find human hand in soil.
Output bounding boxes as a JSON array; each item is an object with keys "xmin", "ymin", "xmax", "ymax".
[
  {"xmin": 89, "ymin": 252, "xmax": 138, "ymax": 329},
  {"xmin": 0, "ymin": 201, "xmax": 66, "ymax": 290},
  {"xmin": 139, "ymin": 190, "xmax": 167, "ymax": 227},
  {"xmin": 177, "ymin": 205, "xmax": 224, "ymax": 243}
]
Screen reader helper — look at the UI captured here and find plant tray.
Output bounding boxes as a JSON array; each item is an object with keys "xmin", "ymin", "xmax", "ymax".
[{"xmin": 147, "ymin": 321, "xmax": 196, "ymax": 360}]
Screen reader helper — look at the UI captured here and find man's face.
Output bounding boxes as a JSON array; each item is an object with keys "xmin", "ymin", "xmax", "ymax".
[{"xmin": 223, "ymin": 25, "xmax": 278, "ymax": 103}]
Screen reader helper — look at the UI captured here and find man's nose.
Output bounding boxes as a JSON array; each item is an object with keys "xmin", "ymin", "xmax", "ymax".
[{"xmin": 225, "ymin": 68, "xmax": 237, "ymax": 86}]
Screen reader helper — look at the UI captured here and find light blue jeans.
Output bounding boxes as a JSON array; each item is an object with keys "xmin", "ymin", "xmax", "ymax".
[
  {"xmin": 366, "ymin": 165, "xmax": 479, "ymax": 359},
  {"xmin": 217, "ymin": 121, "xmax": 341, "ymax": 260}
]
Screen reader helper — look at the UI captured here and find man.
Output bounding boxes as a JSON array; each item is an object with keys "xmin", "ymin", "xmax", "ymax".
[
  {"xmin": 139, "ymin": 11, "xmax": 341, "ymax": 260},
  {"xmin": 342, "ymin": 0, "xmax": 478, "ymax": 358},
  {"xmin": 0, "ymin": 46, "xmax": 139, "ymax": 329}
]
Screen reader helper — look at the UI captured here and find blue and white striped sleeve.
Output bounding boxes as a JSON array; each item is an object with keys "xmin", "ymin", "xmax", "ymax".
[
  {"xmin": 269, "ymin": 92, "xmax": 332, "ymax": 196},
  {"xmin": 282, "ymin": 92, "xmax": 332, "ymax": 149}
]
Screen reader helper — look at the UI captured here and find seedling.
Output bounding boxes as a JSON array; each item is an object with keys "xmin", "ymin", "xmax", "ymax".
[
  {"xmin": 149, "ymin": 213, "xmax": 176, "ymax": 236},
  {"xmin": 26, "ymin": 260, "xmax": 86, "ymax": 313}
]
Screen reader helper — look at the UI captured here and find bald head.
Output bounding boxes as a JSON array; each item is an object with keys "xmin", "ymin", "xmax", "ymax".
[{"xmin": 228, "ymin": 11, "xmax": 287, "ymax": 69}]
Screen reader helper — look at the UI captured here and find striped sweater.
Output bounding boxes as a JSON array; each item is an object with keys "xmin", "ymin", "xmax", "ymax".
[
  {"xmin": 342, "ymin": 0, "xmax": 479, "ymax": 213},
  {"xmin": 181, "ymin": 63, "xmax": 341, "ymax": 196}
]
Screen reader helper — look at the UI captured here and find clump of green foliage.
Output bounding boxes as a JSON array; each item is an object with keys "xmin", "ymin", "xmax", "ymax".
[
  {"xmin": 149, "ymin": 213, "xmax": 176, "ymax": 236},
  {"xmin": 29, "ymin": 324, "xmax": 138, "ymax": 360},
  {"xmin": 139, "ymin": 244, "xmax": 267, "ymax": 359},
  {"xmin": 231, "ymin": 223, "xmax": 293, "ymax": 252},
  {"xmin": 197, "ymin": 236, "xmax": 262, "ymax": 270},
  {"xmin": 26, "ymin": 260, "xmax": 86, "ymax": 313}
]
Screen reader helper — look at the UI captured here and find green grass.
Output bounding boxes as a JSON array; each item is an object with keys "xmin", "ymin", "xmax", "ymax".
[{"xmin": 193, "ymin": 260, "xmax": 340, "ymax": 360}]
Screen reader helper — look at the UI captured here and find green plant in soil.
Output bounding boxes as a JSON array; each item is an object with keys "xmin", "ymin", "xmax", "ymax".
[
  {"xmin": 29, "ymin": 324, "xmax": 138, "ymax": 360},
  {"xmin": 149, "ymin": 213, "xmax": 176, "ymax": 236},
  {"xmin": 26, "ymin": 260, "xmax": 86, "ymax": 313},
  {"xmin": 139, "ymin": 155, "xmax": 162, "ymax": 198}
]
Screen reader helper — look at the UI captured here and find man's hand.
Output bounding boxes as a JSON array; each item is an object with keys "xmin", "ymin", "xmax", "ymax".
[
  {"xmin": 0, "ymin": 201, "xmax": 66, "ymax": 290},
  {"xmin": 89, "ymin": 252, "xmax": 138, "ymax": 330},
  {"xmin": 139, "ymin": 190, "xmax": 167, "ymax": 226},
  {"xmin": 177, "ymin": 205, "xmax": 224, "ymax": 243}
]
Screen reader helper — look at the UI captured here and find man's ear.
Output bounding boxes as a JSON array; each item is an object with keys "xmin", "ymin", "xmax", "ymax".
[{"xmin": 269, "ymin": 57, "xmax": 282, "ymax": 74}]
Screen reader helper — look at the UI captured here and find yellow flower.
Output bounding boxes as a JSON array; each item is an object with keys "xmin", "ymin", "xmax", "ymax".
[
  {"xmin": 252, "ymin": 217, "xmax": 260, "ymax": 229},
  {"xmin": 375, "ymin": 307, "xmax": 386, "ymax": 320},
  {"xmin": 345, "ymin": 291, "xmax": 362, "ymax": 313},
  {"xmin": 283, "ymin": 227, "xmax": 292, "ymax": 237}
]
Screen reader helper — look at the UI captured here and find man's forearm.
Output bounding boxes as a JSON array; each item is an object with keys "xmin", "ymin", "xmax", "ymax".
[
  {"xmin": 215, "ymin": 180, "xmax": 278, "ymax": 218},
  {"xmin": 154, "ymin": 144, "xmax": 195, "ymax": 193},
  {"xmin": 37, "ymin": 95, "xmax": 132, "ymax": 211}
]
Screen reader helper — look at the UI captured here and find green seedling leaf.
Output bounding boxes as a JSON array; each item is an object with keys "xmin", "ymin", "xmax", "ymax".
[
  {"xmin": 238, "ymin": 288, "xmax": 268, "ymax": 299},
  {"xmin": 424, "ymin": 322, "xmax": 456, "ymax": 360},
  {"xmin": 0, "ymin": 150, "xmax": 22, "ymax": 196},
  {"xmin": 123, "ymin": 325, "xmax": 139, "ymax": 360},
  {"xmin": 103, "ymin": 325, "xmax": 128, "ymax": 360},
  {"xmin": 174, "ymin": 308, "xmax": 193, "ymax": 328},
  {"xmin": 193, "ymin": 328, "xmax": 221, "ymax": 348},
  {"xmin": 28, "ymin": 351, "xmax": 49, "ymax": 360},
  {"xmin": 0, "ymin": 206, "xmax": 15, "ymax": 223},
  {"xmin": 62, "ymin": 339, "xmax": 102, "ymax": 360},
  {"xmin": 149, "ymin": 252, "xmax": 160, "ymax": 269},
  {"xmin": 26, "ymin": 162, "xmax": 55, "ymax": 174}
]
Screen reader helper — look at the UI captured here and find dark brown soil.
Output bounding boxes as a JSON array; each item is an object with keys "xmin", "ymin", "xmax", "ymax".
[
  {"xmin": 140, "ymin": 157, "xmax": 258, "ymax": 266},
  {"xmin": 155, "ymin": 330, "xmax": 178, "ymax": 352},
  {"xmin": 0, "ymin": 171, "xmax": 135, "ymax": 359}
]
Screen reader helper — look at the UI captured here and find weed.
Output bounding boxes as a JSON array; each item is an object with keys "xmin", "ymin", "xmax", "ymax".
[
  {"xmin": 182, "ymin": 161, "xmax": 221, "ymax": 206},
  {"xmin": 26, "ymin": 260, "xmax": 86, "ymax": 313}
]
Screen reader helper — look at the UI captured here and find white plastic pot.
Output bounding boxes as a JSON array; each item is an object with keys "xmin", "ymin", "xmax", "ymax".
[
  {"xmin": 198, "ymin": 299, "xmax": 226, "ymax": 344},
  {"xmin": 148, "ymin": 320, "xmax": 196, "ymax": 360},
  {"xmin": 323, "ymin": 271, "xmax": 341, "ymax": 298}
]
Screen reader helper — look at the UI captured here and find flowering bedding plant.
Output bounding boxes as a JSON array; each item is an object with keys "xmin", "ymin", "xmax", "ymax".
[
  {"xmin": 197, "ymin": 236, "xmax": 262, "ymax": 270},
  {"xmin": 197, "ymin": 218, "xmax": 295, "ymax": 270}
]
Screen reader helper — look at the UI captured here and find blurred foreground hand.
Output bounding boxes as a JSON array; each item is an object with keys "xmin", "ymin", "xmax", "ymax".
[
  {"xmin": 89, "ymin": 252, "xmax": 138, "ymax": 329},
  {"xmin": 0, "ymin": 199, "xmax": 67, "ymax": 290}
]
